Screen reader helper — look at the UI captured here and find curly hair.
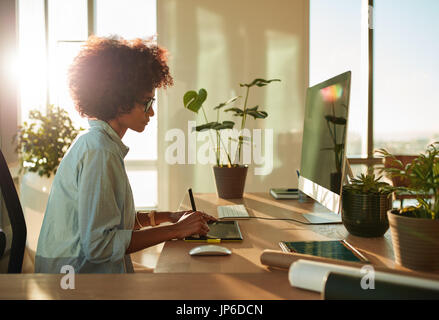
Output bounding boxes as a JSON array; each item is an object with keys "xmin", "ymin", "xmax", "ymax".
[{"xmin": 68, "ymin": 36, "xmax": 173, "ymax": 121}]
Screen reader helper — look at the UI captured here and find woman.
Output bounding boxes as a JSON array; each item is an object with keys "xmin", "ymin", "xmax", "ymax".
[{"xmin": 35, "ymin": 36, "xmax": 215, "ymax": 273}]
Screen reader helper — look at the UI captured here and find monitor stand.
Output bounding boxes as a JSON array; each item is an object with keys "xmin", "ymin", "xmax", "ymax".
[
  {"xmin": 301, "ymin": 201, "xmax": 342, "ymax": 224},
  {"xmin": 298, "ymin": 159, "xmax": 353, "ymax": 225}
]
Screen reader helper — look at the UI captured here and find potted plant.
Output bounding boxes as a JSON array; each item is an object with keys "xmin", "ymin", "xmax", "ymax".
[
  {"xmin": 14, "ymin": 104, "xmax": 82, "ymax": 258},
  {"xmin": 342, "ymin": 173, "xmax": 392, "ymax": 237},
  {"xmin": 183, "ymin": 78, "xmax": 280, "ymax": 198},
  {"xmin": 15, "ymin": 104, "xmax": 83, "ymax": 178},
  {"xmin": 377, "ymin": 142, "xmax": 439, "ymax": 271}
]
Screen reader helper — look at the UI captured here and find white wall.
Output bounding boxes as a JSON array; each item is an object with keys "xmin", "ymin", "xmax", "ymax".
[
  {"xmin": 157, "ymin": 0, "xmax": 310, "ymax": 211},
  {"xmin": 0, "ymin": 0, "xmax": 19, "ymax": 165}
]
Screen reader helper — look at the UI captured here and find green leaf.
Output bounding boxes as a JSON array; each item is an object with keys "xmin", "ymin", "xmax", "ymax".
[
  {"xmin": 183, "ymin": 91, "xmax": 196, "ymax": 107},
  {"xmin": 213, "ymin": 96, "xmax": 241, "ymax": 110},
  {"xmin": 194, "ymin": 122, "xmax": 218, "ymax": 131},
  {"xmin": 195, "ymin": 121, "xmax": 235, "ymax": 131},
  {"xmin": 183, "ymin": 88, "xmax": 207, "ymax": 113},
  {"xmin": 244, "ymin": 107, "xmax": 268, "ymax": 119},
  {"xmin": 218, "ymin": 121, "xmax": 235, "ymax": 130},
  {"xmin": 224, "ymin": 107, "xmax": 244, "ymax": 116},
  {"xmin": 239, "ymin": 78, "xmax": 281, "ymax": 88}
]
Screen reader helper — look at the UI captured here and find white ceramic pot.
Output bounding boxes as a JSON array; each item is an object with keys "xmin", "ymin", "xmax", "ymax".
[{"xmin": 20, "ymin": 172, "xmax": 54, "ymax": 260}]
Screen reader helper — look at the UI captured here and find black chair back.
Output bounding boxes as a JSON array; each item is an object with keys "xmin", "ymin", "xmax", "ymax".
[
  {"xmin": 0, "ymin": 149, "xmax": 26, "ymax": 273},
  {"xmin": 0, "ymin": 229, "xmax": 5, "ymax": 259}
]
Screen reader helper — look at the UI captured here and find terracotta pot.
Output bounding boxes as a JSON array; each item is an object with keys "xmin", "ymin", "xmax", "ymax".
[
  {"xmin": 388, "ymin": 210, "xmax": 439, "ymax": 271},
  {"xmin": 341, "ymin": 189, "xmax": 392, "ymax": 237},
  {"xmin": 213, "ymin": 165, "xmax": 248, "ymax": 199}
]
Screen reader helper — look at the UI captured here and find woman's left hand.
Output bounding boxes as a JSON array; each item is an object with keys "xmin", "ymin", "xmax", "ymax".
[{"xmin": 169, "ymin": 210, "xmax": 217, "ymax": 224}]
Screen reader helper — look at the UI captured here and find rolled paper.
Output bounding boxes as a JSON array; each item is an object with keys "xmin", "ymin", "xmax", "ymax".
[
  {"xmin": 288, "ymin": 259, "xmax": 439, "ymax": 293},
  {"xmin": 260, "ymin": 250, "xmax": 298, "ymax": 270},
  {"xmin": 323, "ymin": 272, "xmax": 439, "ymax": 300}
]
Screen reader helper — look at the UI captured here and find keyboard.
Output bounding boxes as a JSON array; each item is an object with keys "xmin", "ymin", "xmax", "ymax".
[{"xmin": 217, "ymin": 205, "xmax": 250, "ymax": 220}]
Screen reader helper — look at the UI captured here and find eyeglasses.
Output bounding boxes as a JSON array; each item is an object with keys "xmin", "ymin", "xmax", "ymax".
[{"xmin": 143, "ymin": 97, "xmax": 155, "ymax": 113}]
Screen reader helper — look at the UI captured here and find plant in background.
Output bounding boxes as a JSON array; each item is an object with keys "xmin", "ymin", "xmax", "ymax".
[
  {"xmin": 14, "ymin": 105, "xmax": 83, "ymax": 178},
  {"xmin": 376, "ymin": 142, "xmax": 439, "ymax": 220},
  {"xmin": 183, "ymin": 78, "xmax": 280, "ymax": 167},
  {"xmin": 343, "ymin": 173, "xmax": 391, "ymax": 195}
]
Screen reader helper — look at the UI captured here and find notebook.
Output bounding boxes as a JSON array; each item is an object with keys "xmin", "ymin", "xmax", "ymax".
[
  {"xmin": 270, "ymin": 188, "xmax": 300, "ymax": 200},
  {"xmin": 184, "ymin": 221, "xmax": 243, "ymax": 242},
  {"xmin": 279, "ymin": 240, "xmax": 369, "ymax": 263}
]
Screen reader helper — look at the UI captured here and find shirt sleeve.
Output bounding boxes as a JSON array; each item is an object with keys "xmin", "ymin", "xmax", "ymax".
[{"xmin": 77, "ymin": 149, "xmax": 133, "ymax": 264}]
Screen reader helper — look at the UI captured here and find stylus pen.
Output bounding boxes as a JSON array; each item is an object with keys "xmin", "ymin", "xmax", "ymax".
[
  {"xmin": 188, "ymin": 188, "xmax": 197, "ymax": 211},
  {"xmin": 186, "ymin": 238, "xmax": 221, "ymax": 243}
]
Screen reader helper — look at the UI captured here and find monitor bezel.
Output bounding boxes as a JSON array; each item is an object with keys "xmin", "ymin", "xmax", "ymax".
[{"xmin": 298, "ymin": 71, "xmax": 352, "ymax": 214}]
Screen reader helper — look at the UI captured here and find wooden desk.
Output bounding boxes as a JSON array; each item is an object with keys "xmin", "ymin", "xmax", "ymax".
[
  {"xmin": 0, "ymin": 273, "xmax": 318, "ymax": 300},
  {"xmin": 155, "ymin": 192, "xmax": 396, "ymax": 273}
]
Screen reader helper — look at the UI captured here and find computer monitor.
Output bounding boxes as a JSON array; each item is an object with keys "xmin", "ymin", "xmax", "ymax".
[{"xmin": 297, "ymin": 71, "xmax": 351, "ymax": 224}]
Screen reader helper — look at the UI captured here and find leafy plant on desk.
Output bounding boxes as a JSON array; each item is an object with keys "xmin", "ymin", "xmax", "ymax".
[
  {"xmin": 183, "ymin": 78, "xmax": 280, "ymax": 167},
  {"xmin": 375, "ymin": 142, "xmax": 439, "ymax": 271},
  {"xmin": 376, "ymin": 142, "xmax": 439, "ymax": 220}
]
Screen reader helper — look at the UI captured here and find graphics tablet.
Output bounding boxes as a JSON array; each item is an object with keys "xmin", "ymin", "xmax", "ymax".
[{"xmin": 184, "ymin": 221, "xmax": 243, "ymax": 242}]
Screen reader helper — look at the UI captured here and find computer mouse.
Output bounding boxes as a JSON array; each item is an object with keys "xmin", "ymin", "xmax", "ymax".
[{"xmin": 189, "ymin": 245, "xmax": 232, "ymax": 256}]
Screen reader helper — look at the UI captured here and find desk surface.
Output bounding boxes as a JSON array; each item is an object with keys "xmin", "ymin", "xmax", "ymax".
[
  {"xmin": 155, "ymin": 192, "xmax": 396, "ymax": 273},
  {"xmin": 0, "ymin": 272, "xmax": 318, "ymax": 300},
  {"xmin": 1, "ymin": 193, "xmax": 430, "ymax": 301}
]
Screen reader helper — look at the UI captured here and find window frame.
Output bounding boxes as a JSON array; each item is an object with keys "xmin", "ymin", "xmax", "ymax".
[{"xmin": 346, "ymin": 0, "xmax": 382, "ymax": 168}]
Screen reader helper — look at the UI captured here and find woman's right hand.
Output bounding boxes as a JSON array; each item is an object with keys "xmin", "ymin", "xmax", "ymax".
[{"xmin": 172, "ymin": 210, "xmax": 212, "ymax": 239}]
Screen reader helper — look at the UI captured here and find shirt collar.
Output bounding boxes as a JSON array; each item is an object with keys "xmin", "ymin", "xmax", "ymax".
[{"xmin": 88, "ymin": 119, "xmax": 130, "ymax": 158}]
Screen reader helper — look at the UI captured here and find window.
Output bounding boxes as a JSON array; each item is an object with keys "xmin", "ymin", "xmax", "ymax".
[
  {"xmin": 310, "ymin": 0, "xmax": 439, "ymax": 175},
  {"xmin": 373, "ymin": 0, "xmax": 439, "ymax": 155},
  {"xmin": 18, "ymin": 0, "xmax": 158, "ymax": 209},
  {"xmin": 310, "ymin": 0, "xmax": 369, "ymax": 176},
  {"xmin": 17, "ymin": 0, "xmax": 47, "ymax": 121}
]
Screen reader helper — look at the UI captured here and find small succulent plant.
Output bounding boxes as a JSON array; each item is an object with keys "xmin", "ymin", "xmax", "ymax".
[{"xmin": 343, "ymin": 173, "xmax": 391, "ymax": 195}]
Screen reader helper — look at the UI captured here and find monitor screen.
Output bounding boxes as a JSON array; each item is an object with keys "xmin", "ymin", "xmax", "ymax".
[{"xmin": 298, "ymin": 71, "xmax": 351, "ymax": 214}]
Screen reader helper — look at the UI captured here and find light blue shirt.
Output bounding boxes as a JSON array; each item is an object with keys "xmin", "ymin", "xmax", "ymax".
[{"xmin": 35, "ymin": 120, "xmax": 135, "ymax": 273}]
